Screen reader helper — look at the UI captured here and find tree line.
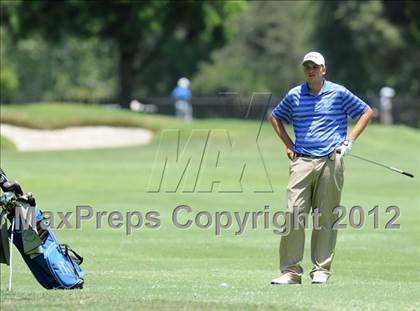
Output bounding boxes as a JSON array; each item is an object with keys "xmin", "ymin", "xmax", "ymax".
[{"xmin": 1, "ymin": 0, "xmax": 419, "ymax": 106}]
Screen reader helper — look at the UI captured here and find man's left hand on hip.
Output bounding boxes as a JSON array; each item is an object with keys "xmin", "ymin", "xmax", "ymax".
[{"xmin": 337, "ymin": 139, "xmax": 353, "ymax": 157}]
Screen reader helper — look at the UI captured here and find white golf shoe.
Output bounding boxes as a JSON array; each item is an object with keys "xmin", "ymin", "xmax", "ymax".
[
  {"xmin": 271, "ymin": 273, "xmax": 302, "ymax": 285},
  {"xmin": 311, "ymin": 271, "xmax": 329, "ymax": 284}
]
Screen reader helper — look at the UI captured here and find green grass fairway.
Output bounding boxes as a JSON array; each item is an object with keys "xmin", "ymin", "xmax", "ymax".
[{"xmin": 1, "ymin": 104, "xmax": 420, "ymax": 310}]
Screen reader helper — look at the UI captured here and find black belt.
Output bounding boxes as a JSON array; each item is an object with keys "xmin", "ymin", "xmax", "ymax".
[{"xmin": 294, "ymin": 152, "xmax": 326, "ymax": 159}]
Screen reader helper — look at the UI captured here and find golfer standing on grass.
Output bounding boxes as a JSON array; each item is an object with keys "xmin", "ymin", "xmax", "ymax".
[{"xmin": 270, "ymin": 52, "xmax": 373, "ymax": 284}]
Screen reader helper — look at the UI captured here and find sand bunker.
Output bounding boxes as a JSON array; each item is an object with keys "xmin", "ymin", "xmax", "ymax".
[{"xmin": 0, "ymin": 124, "xmax": 153, "ymax": 151}]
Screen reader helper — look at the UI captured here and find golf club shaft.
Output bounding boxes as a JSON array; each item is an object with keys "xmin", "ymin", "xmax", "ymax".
[
  {"xmin": 9, "ymin": 218, "xmax": 15, "ymax": 291},
  {"xmin": 1, "ymin": 168, "xmax": 14, "ymax": 291},
  {"xmin": 348, "ymin": 153, "xmax": 414, "ymax": 178}
]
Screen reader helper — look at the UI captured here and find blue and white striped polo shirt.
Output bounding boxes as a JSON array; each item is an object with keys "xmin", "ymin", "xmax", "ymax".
[{"xmin": 272, "ymin": 80, "xmax": 369, "ymax": 156}]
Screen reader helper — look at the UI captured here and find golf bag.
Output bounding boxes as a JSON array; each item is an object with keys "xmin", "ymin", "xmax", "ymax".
[{"xmin": 0, "ymin": 169, "xmax": 84, "ymax": 289}]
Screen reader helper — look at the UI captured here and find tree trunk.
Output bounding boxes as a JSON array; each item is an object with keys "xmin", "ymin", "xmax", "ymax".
[{"xmin": 118, "ymin": 45, "xmax": 136, "ymax": 109}]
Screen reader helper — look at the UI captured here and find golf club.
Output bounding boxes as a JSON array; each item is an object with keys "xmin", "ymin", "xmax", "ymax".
[
  {"xmin": 9, "ymin": 219, "xmax": 15, "ymax": 291},
  {"xmin": 347, "ymin": 153, "xmax": 414, "ymax": 178},
  {"xmin": 0, "ymin": 168, "xmax": 15, "ymax": 291}
]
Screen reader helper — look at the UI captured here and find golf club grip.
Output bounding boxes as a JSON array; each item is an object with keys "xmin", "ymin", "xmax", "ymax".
[
  {"xmin": 0, "ymin": 169, "xmax": 24, "ymax": 195},
  {"xmin": 0, "ymin": 168, "xmax": 7, "ymax": 178},
  {"xmin": 0, "ymin": 168, "xmax": 11, "ymax": 192},
  {"xmin": 0, "ymin": 168, "xmax": 9, "ymax": 184},
  {"xmin": 402, "ymin": 171, "xmax": 414, "ymax": 178}
]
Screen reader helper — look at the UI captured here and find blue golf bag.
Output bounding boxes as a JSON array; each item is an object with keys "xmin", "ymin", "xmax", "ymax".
[
  {"xmin": 13, "ymin": 201, "xmax": 83, "ymax": 289},
  {"xmin": 1, "ymin": 169, "xmax": 85, "ymax": 289}
]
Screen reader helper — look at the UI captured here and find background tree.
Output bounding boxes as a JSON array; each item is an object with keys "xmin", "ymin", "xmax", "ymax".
[
  {"xmin": 1, "ymin": 0, "xmax": 419, "ymax": 106},
  {"xmin": 0, "ymin": 24, "xmax": 117, "ymax": 103},
  {"xmin": 311, "ymin": 0, "xmax": 420, "ymax": 98},
  {"xmin": 1, "ymin": 0, "xmax": 243, "ymax": 107},
  {"xmin": 192, "ymin": 1, "xmax": 312, "ymax": 97},
  {"xmin": 405, "ymin": 0, "xmax": 420, "ymax": 40}
]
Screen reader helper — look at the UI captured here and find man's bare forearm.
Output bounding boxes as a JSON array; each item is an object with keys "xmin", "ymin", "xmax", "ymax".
[
  {"xmin": 270, "ymin": 116, "xmax": 294, "ymax": 149},
  {"xmin": 348, "ymin": 107, "xmax": 373, "ymax": 141}
]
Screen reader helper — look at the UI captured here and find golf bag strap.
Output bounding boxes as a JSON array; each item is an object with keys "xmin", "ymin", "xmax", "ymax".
[{"xmin": 61, "ymin": 244, "xmax": 84, "ymax": 264}]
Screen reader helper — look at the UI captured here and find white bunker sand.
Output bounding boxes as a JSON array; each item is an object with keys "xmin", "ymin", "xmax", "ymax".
[{"xmin": 0, "ymin": 124, "xmax": 153, "ymax": 151}]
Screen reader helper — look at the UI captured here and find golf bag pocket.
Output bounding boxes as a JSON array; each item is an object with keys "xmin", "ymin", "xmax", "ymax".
[{"xmin": 11, "ymin": 206, "xmax": 84, "ymax": 289}]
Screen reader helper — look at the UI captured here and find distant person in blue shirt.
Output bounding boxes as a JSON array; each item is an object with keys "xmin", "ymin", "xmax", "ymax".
[
  {"xmin": 270, "ymin": 52, "xmax": 373, "ymax": 285},
  {"xmin": 171, "ymin": 77, "xmax": 192, "ymax": 121}
]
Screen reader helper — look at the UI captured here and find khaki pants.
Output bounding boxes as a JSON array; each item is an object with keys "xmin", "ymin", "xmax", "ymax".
[{"xmin": 280, "ymin": 153, "xmax": 344, "ymax": 276}]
